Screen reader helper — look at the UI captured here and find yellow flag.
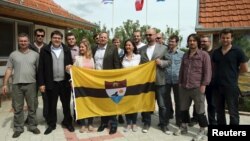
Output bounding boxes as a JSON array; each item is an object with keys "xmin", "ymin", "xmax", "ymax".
[{"xmin": 71, "ymin": 61, "xmax": 156, "ymax": 119}]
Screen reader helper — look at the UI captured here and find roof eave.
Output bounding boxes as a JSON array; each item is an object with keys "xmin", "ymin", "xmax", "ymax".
[
  {"xmin": 196, "ymin": 26, "xmax": 250, "ymax": 33},
  {"xmin": 0, "ymin": 0, "xmax": 97, "ymax": 29}
]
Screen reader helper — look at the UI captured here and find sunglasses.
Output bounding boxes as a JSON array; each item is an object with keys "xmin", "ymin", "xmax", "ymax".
[
  {"xmin": 36, "ymin": 35, "xmax": 44, "ymax": 37},
  {"xmin": 145, "ymin": 34, "xmax": 153, "ymax": 37}
]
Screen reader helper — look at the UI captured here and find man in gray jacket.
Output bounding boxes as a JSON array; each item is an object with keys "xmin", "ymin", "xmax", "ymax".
[{"xmin": 139, "ymin": 28, "xmax": 171, "ymax": 134}]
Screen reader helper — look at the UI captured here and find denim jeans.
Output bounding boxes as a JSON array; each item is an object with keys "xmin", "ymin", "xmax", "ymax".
[
  {"xmin": 166, "ymin": 84, "xmax": 181, "ymax": 125},
  {"xmin": 141, "ymin": 112, "xmax": 151, "ymax": 126},
  {"xmin": 156, "ymin": 85, "xmax": 171, "ymax": 126}
]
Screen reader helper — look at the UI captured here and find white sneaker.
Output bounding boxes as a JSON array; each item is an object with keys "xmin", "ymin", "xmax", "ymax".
[
  {"xmin": 142, "ymin": 124, "xmax": 149, "ymax": 133},
  {"xmin": 165, "ymin": 127, "xmax": 172, "ymax": 135},
  {"xmin": 79, "ymin": 126, "xmax": 86, "ymax": 133},
  {"xmin": 123, "ymin": 125, "xmax": 131, "ymax": 132}
]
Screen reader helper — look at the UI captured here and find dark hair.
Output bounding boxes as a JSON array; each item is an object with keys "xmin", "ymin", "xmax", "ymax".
[
  {"xmin": 93, "ymin": 33, "xmax": 99, "ymax": 39},
  {"xmin": 34, "ymin": 28, "xmax": 45, "ymax": 35},
  {"xmin": 65, "ymin": 32, "xmax": 75, "ymax": 39},
  {"xmin": 187, "ymin": 33, "xmax": 201, "ymax": 49},
  {"xmin": 200, "ymin": 34, "xmax": 211, "ymax": 41},
  {"xmin": 112, "ymin": 37, "xmax": 120, "ymax": 43},
  {"xmin": 220, "ymin": 28, "xmax": 234, "ymax": 37},
  {"xmin": 133, "ymin": 30, "xmax": 142, "ymax": 34},
  {"xmin": 169, "ymin": 35, "xmax": 179, "ymax": 43},
  {"xmin": 121, "ymin": 39, "xmax": 138, "ymax": 60},
  {"xmin": 51, "ymin": 30, "xmax": 63, "ymax": 38}
]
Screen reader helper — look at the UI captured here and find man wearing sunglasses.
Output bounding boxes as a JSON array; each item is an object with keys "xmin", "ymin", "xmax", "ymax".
[
  {"xmin": 28, "ymin": 28, "xmax": 48, "ymax": 124},
  {"xmin": 30, "ymin": 28, "xmax": 47, "ymax": 53},
  {"xmin": 140, "ymin": 28, "xmax": 171, "ymax": 134},
  {"xmin": 155, "ymin": 33, "xmax": 166, "ymax": 46}
]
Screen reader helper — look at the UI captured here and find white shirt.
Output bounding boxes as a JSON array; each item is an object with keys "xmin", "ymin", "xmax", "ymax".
[
  {"xmin": 51, "ymin": 45, "xmax": 63, "ymax": 58},
  {"xmin": 94, "ymin": 44, "xmax": 107, "ymax": 70},
  {"xmin": 136, "ymin": 42, "xmax": 146, "ymax": 49},
  {"xmin": 146, "ymin": 44, "xmax": 156, "ymax": 61},
  {"xmin": 122, "ymin": 54, "xmax": 141, "ymax": 68}
]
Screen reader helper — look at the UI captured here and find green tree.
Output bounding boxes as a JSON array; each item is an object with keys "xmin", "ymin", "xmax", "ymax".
[
  {"xmin": 162, "ymin": 26, "xmax": 182, "ymax": 46},
  {"xmin": 114, "ymin": 20, "xmax": 141, "ymax": 41},
  {"xmin": 69, "ymin": 20, "xmax": 182, "ymax": 48},
  {"xmin": 233, "ymin": 34, "xmax": 250, "ymax": 58},
  {"xmin": 69, "ymin": 22, "xmax": 110, "ymax": 45}
]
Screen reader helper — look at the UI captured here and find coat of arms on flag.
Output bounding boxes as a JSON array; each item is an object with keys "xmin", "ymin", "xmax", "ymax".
[{"xmin": 105, "ymin": 80, "xmax": 127, "ymax": 104}]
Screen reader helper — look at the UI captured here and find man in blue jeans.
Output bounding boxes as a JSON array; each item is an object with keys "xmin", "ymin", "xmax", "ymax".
[
  {"xmin": 139, "ymin": 28, "xmax": 171, "ymax": 134},
  {"xmin": 165, "ymin": 35, "xmax": 184, "ymax": 127}
]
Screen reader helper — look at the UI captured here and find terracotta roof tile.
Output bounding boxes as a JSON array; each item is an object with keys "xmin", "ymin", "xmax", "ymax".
[
  {"xmin": 6, "ymin": 0, "xmax": 92, "ymax": 24},
  {"xmin": 198, "ymin": 0, "xmax": 250, "ymax": 29}
]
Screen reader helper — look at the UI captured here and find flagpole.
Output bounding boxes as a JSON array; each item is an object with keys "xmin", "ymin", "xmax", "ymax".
[
  {"xmin": 178, "ymin": 0, "xmax": 180, "ymax": 47},
  {"xmin": 178, "ymin": 0, "xmax": 180, "ymax": 31},
  {"xmin": 112, "ymin": 0, "xmax": 114, "ymax": 34},
  {"xmin": 146, "ymin": 0, "xmax": 148, "ymax": 28}
]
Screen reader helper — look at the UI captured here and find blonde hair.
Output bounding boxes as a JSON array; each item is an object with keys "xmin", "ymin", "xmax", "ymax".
[{"xmin": 80, "ymin": 38, "xmax": 92, "ymax": 59}]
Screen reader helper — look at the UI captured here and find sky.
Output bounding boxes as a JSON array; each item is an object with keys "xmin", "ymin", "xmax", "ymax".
[{"xmin": 54, "ymin": 0, "xmax": 198, "ymax": 47}]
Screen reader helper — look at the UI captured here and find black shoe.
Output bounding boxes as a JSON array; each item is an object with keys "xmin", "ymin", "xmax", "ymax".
[
  {"xmin": 97, "ymin": 124, "xmax": 108, "ymax": 132},
  {"xmin": 44, "ymin": 126, "xmax": 55, "ymax": 135},
  {"xmin": 61, "ymin": 122, "xmax": 75, "ymax": 132},
  {"xmin": 118, "ymin": 115, "xmax": 124, "ymax": 124},
  {"xmin": 109, "ymin": 126, "xmax": 117, "ymax": 134},
  {"xmin": 29, "ymin": 128, "xmax": 41, "ymax": 134},
  {"xmin": 12, "ymin": 131, "xmax": 23, "ymax": 138},
  {"xmin": 160, "ymin": 126, "xmax": 166, "ymax": 132},
  {"xmin": 66, "ymin": 125, "xmax": 75, "ymax": 132}
]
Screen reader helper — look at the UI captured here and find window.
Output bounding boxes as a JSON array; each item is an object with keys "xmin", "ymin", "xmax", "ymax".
[
  {"xmin": 0, "ymin": 18, "xmax": 33, "ymax": 58},
  {"xmin": 18, "ymin": 24, "xmax": 32, "ymax": 39},
  {"xmin": 0, "ymin": 21, "xmax": 14, "ymax": 57}
]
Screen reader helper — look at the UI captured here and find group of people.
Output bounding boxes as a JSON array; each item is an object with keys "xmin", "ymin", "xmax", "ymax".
[{"xmin": 1, "ymin": 27, "xmax": 248, "ymax": 141}]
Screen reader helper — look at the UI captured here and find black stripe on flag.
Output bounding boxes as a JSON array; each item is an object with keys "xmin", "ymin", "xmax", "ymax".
[{"xmin": 74, "ymin": 82, "xmax": 155, "ymax": 98}]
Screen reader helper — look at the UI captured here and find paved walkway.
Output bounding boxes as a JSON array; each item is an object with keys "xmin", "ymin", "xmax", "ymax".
[{"xmin": 0, "ymin": 96, "xmax": 250, "ymax": 141}]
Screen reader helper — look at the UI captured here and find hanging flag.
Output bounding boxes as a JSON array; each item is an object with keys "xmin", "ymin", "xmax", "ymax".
[
  {"xmin": 135, "ymin": 0, "xmax": 144, "ymax": 11},
  {"xmin": 102, "ymin": 0, "xmax": 113, "ymax": 4},
  {"xmin": 157, "ymin": 0, "xmax": 165, "ymax": 1},
  {"xmin": 71, "ymin": 61, "xmax": 156, "ymax": 119}
]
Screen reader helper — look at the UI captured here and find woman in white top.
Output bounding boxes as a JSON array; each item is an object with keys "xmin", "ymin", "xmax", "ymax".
[
  {"xmin": 74, "ymin": 39, "xmax": 95, "ymax": 133},
  {"xmin": 121, "ymin": 39, "xmax": 141, "ymax": 132}
]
